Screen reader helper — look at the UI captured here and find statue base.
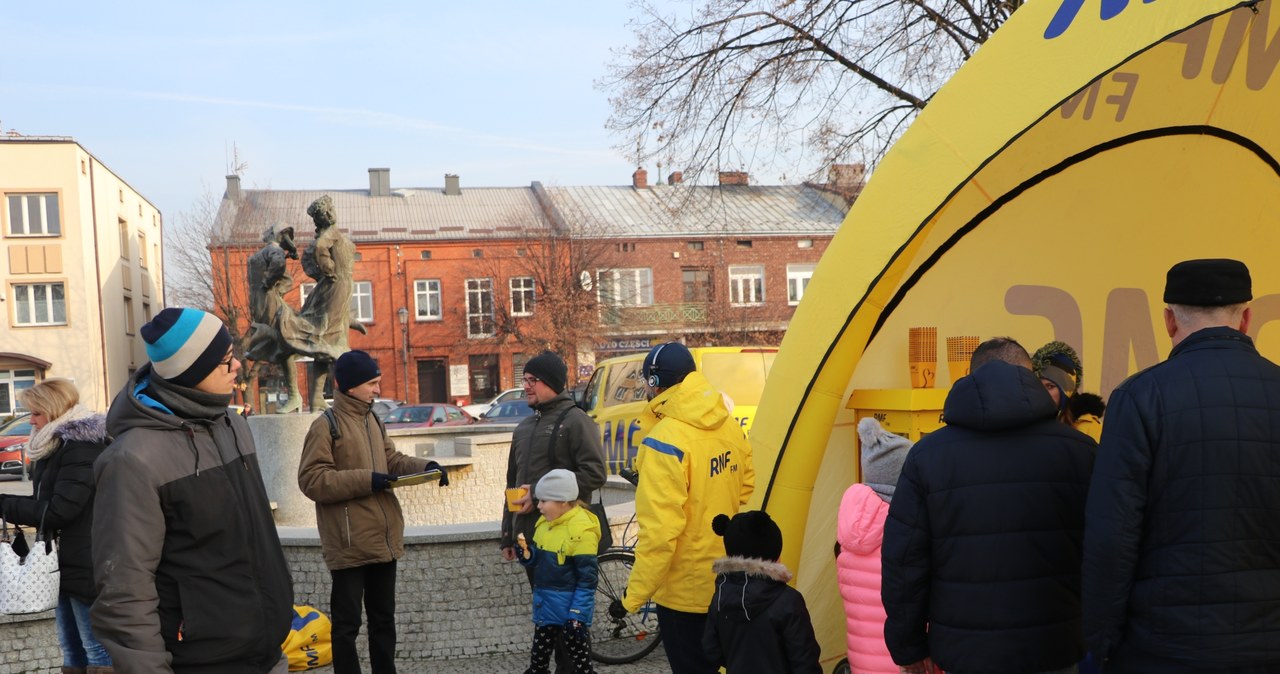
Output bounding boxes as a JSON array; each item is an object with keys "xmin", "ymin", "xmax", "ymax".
[{"xmin": 248, "ymin": 412, "xmax": 320, "ymax": 527}]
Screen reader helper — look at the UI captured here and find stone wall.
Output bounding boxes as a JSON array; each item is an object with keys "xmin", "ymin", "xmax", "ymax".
[{"xmin": 0, "ymin": 611, "xmax": 59, "ymax": 674}]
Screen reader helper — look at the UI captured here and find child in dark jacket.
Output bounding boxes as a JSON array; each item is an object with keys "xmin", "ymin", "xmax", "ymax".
[
  {"xmin": 515, "ymin": 469, "xmax": 601, "ymax": 674},
  {"xmin": 703, "ymin": 509, "xmax": 821, "ymax": 673}
]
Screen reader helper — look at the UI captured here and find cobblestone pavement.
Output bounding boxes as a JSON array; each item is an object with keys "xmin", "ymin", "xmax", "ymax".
[{"xmin": 309, "ymin": 645, "xmax": 672, "ymax": 673}]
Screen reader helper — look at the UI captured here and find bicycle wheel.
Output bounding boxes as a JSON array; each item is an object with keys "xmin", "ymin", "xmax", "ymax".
[{"xmin": 590, "ymin": 548, "xmax": 662, "ymax": 664}]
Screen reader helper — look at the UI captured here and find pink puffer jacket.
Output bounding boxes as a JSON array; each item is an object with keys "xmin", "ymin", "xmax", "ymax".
[{"xmin": 836, "ymin": 483, "xmax": 897, "ymax": 674}]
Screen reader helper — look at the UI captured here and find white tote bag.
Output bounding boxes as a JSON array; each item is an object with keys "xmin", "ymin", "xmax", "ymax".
[{"xmin": 0, "ymin": 511, "xmax": 60, "ymax": 615}]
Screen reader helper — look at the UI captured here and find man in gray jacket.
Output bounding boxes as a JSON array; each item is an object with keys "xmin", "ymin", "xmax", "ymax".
[
  {"xmin": 501, "ymin": 351, "xmax": 607, "ymax": 673},
  {"xmin": 93, "ymin": 308, "xmax": 293, "ymax": 674}
]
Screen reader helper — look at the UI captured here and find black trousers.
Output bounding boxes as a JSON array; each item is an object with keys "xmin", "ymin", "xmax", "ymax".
[
  {"xmin": 523, "ymin": 565, "xmax": 573, "ymax": 673},
  {"xmin": 526, "ymin": 622, "xmax": 594, "ymax": 674},
  {"xmin": 655, "ymin": 605, "xmax": 716, "ymax": 674},
  {"xmin": 330, "ymin": 560, "xmax": 398, "ymax": 674}
]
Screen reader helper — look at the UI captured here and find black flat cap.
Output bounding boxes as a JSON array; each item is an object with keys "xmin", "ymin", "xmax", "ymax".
[{"xmin": 1164, "ymin": 258, "xmax": 1252, "ymax": 306}]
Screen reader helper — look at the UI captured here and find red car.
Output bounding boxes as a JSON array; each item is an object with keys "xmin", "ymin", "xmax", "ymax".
[
  {"xmin": 380, "ymin": 404, "xmax": 476, "ymax": 429},
  {"xmin": 0, "ymin": 414, "xmax": 32, "ymax": 476}
]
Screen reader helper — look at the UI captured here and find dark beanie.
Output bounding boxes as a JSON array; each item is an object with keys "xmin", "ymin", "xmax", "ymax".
[
  {"xmin": 524, "ymin": 351, "xmax": 567, "ymax": 393},
  {"xmin": 334, "ymin": 350, "xmax": 380, "ymax": 393},
  {"xmin": 1164, "ymin": 258, "xmax": 1252, "ymax": 306},
  {"xmin": 642, "ymin": 342, "xmax": 696, "ymax": 389},
  {"xmin": 141, "ymin": 308, "xmax": 234, "ymax": 388},
  {"xmin": 712, "ymin": 510, "xmax": 783, "ymax": 561}
]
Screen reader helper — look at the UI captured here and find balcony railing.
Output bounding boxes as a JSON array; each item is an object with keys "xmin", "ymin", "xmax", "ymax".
[{"xmin": 599, "ymin": 303, "xmax": 710, "ymax": 326}]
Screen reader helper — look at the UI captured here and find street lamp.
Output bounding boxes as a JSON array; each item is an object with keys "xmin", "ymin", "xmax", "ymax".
[{"xmin": 397, "ymin": 307, "xmax": 410, "ymax": 402}]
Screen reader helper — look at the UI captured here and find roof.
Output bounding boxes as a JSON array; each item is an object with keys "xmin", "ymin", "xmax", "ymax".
[
  {"xmin": 545, "ymin": 184, "xmax": 846, "ymax": 238},
  {"xmin": 214, "ymin": 180, "xmax": 847, "ymax": 245},
  {"xmin": 215, "ymin": 187, "xmax": 550, "ymax": 244}
]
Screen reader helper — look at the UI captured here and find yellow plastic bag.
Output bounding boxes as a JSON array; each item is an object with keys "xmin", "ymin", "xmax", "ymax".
[{"xmin": 282, "ymin": 605, "xmax": 332, "ymax": 671}]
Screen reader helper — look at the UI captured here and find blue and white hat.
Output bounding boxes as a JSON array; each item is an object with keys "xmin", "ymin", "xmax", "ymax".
[{"xmin": 141, "ymin": 308, "xmax": 233, "ymax": 388}]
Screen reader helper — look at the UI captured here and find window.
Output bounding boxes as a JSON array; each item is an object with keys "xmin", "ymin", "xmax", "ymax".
[
  {"xmin": 351, "ymin": 281, "xmax": 373, "ymax": 323},
  {"xmin": 796, "ymin": 238, "xmax": 814, "ymax": 249},
  {"xmin": 138, "ymin": 231, "xmax": 148, "ymax": 268},
  {"xmin": 728, "ymin": 265, "xmax": 765, "ymax": 305},
  {"xmin": 472, "ymin": 249, "xmax": 484, "ymax": 258},
  {"xmin": 682, "ymin": 268, "xmax": 712, "ymax": 303},
  {"xmin": 124, "ymin": 296, "xmax": 135, "ymax": 335},
  {"xmin": 7, "ymin": 193, "xmax": 61, "ymax": 237},
  {"xmin": 615, "ymin": 242, "xmax": 636, "ymax": 253},
  {"xmin": 0, "ymin": 369, "xmax": 38, "ymax": 415},
  {"xmin": 414, "ymin": 279, "xmax": 442, "ymax": 320},
  {"xmin": 118, "ymin": 219, "xmax": 129, "ymax": 259},
  {"xmin": 13, "ymin": 282, "xmax": 67, "ymax": 325},
  {"xmin": 510, "ymin": 277, "xmax": 535, "ymax": 316},
  {"xmin": 597, "ymin": 268, "xmax": 653, "ymax": 307},
  {"xmin": 787, "ymin": 264, "xmax": 816, "ymax": 305},
  {"xmin": 466, "ymin": 278, "xmax": 495, "ymax": 337},
  {"xmin": 687, "ymin": 241, "xmax": 704, "ymax": 252},
  {"xmin": 736, "ymin": 240, "xmax": 753, "ymax": 249},
  {"xmin": 420, "ymin": 250, "xmax": 432, "ymax": 260},
  {"xmin": 142, "ymin": 302, "xmax": 152, "ymax": 322}
]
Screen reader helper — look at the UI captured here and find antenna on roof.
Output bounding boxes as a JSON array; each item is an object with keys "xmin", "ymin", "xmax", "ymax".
[{"xmin": 225, "ymin": 141, "xmax": 249, "ymax": 176}]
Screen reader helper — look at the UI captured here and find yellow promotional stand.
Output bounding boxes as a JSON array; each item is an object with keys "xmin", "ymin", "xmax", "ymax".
[
  {"xmin": 846, "ymin": 389, "xmax": 947, "ymax": 447},
  {"xmin": 747, "ymin": 2, "xmax": 1280, "ymax": 669}
]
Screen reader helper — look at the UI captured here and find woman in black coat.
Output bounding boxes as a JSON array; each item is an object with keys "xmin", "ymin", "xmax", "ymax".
[{"xmin": 1, "ymin": 378, "xmax": 113, "ymax": 674}]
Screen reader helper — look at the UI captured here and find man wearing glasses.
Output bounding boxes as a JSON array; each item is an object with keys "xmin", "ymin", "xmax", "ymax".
[
  {"xmin": 92, "ymin": 307, "xmax": 294, "ymax": 674},
  {"xmin": 501, "ymin": 351, "xmax": 606, "ymax": 672}
]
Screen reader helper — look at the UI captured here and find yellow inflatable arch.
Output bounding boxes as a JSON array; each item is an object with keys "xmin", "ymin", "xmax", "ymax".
[{"xmin": 751, "ymin": 1, "xmax": 1280, "ymax": 667}]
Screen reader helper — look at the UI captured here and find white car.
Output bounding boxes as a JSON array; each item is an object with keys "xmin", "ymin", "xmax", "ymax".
[{"xmin": 462, "ymin": 388, "xmax": 525, "ymax": 418}]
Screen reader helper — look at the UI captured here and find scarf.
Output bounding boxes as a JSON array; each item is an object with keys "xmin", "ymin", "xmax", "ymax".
[
  {"xmin": 26, "ymin": 403, "xmax": 97, "ymax": 461},
  {"xmin": 147, "ymin": 374, "xmax": 234, "ymax": 421}
]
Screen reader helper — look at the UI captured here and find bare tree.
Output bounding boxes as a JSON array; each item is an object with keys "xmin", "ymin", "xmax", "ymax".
[{"xmin": 603, "ymin": 0, "xmax": 1022, "ymax": 181}]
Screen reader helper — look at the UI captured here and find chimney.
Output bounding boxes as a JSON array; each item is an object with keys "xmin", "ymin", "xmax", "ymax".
[
  {"xmin": 828, "ymin": 163, "xmax": 866, "ymax": 189},
  {"xmin": 718, "ymin": 171, "xmax": 749, "ymax": 186},
  {"xmin": 368, "ymin": 168, "xmax": 390, "ymax": 197},
  {"xmin": 225, "ymin": 174, "xmax": 241, "ymax": 200},
  {"xmin": 632, "ymin": 167, "xmax": 648, "ymax": 189},
  {"xmin": 667, "ymin": 171, "xmax": 683, "ymax": 186},
  {"xmin": 444, "ymin": 174, "xmax": 461, "ymax": 196}
]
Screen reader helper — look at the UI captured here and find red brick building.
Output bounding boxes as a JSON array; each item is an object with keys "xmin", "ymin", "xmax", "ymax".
[{"xmin": 211, "ymin": 167, "xmax": 854, "ymax": 409}]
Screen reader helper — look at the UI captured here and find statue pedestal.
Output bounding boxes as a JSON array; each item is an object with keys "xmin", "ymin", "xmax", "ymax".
[{"xmin": 248, "ymin": 412, "xmax": 320, "ymax": 527}]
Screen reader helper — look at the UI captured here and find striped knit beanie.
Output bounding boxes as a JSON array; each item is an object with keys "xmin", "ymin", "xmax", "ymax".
[{"xmin": 141, "ymin": 308, "xmax": 233, "ymax": 388}]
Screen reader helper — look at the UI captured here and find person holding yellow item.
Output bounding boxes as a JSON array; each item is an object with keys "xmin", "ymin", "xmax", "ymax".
[{"xmin": 617, "ymin": 342, "xmax": 754, "ymax": 674}]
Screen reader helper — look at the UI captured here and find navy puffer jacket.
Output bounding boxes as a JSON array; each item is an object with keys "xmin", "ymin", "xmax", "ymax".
[
  {"xmin": 882, "ymin": 360, "xmax": 1095, "ymax": 674},
  {"xmin": 1084, "ymin": 327, "xmax": 1280, "ymax": 672}
]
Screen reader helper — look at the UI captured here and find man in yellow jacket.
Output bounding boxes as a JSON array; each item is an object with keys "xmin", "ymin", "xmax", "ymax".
[{"xmin": 620, "ymin": 342, "xmax": 754, "ymax": 674}]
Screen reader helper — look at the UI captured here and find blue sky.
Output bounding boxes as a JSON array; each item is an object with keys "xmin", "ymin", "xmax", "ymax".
[{"xmin": 2, "ymin": 1, "xmax": 666, "ymax": 223}]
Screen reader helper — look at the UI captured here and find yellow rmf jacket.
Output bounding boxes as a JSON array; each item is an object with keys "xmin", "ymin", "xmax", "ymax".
[{"xmin": 623, "ymin": 370, "xmax": 755, "ymax": 614}]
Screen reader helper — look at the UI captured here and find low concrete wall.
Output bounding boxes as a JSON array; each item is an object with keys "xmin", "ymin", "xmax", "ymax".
[{"xmin": 0, "ymin": 610, "xmax": 59, "ymax": 674}]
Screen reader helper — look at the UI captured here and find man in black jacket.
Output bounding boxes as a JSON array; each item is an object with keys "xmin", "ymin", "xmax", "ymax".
[
  {"xmin": 882, "ymin": 338, "xmax": 1095, "ymax": 674},
  {"xmin": 1084, "ymin": 258, "xmax": 1280, "ymax": 673}
]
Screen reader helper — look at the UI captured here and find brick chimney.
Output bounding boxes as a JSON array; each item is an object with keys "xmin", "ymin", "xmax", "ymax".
[
  {"xmin": 667, "ymin": 171, "xmax": 683, "ymax": 186},
  {"xmin": 828, "ymin": 163, "xmax": 866, "ymax": 189},
  {"xmin": 369, "ymin": 168, "xmax": 390, "ymax": 196},
  {"xmin": 632, "ymin": 167, "xmax": 648, "ymax": 189},
  {"xmin": 444, "ymin": 174, "xmax": 461, "ymax": 196},
  {"xmin": 225, "ymin": 174, "xmax": 241, "ymax": 200},
  {"xmin": 718, "ymin": 171, "xmax": 749, "ymax": 186}
]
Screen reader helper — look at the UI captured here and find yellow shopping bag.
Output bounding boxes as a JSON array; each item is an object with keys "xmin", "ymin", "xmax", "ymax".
[{"xmin": 282, "ymin": 605, "xmax": 333, "ymax": 671}]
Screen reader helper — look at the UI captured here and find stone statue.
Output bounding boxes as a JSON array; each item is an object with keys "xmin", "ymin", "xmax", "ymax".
[{"xmin": 245, "ymin": 195, "xmax": 366, "ymax": 413}]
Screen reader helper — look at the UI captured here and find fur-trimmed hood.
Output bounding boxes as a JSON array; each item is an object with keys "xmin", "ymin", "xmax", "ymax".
[
  {"xmin": 711, "ymin": 556, "xmax": 794, "ymax": 623},
  {"xmin": 52, "ymin": 413, "xmax": 109, "ymax": 444}
]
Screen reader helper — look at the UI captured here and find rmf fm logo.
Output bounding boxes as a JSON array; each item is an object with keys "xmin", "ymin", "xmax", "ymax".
[
  {"xmin": 710, "ymin": 450, "xmax": 738, "ymax": 477},
  {"xmin": 1045, "ymin": 0, "xmax": 1158, "ymax": 40}
]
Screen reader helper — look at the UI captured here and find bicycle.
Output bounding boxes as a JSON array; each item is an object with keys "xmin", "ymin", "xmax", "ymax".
[{"xmin": 589, "ymin": 468, "xmax": 663, "ymax": 664}]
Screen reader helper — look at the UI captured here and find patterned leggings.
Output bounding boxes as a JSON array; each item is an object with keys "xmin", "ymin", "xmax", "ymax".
[{"xmin": 525, "ymin": 621, "xmax": 595, "ymax": 674}]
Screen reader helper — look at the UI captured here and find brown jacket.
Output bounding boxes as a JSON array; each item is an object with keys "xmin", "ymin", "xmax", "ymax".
[{"xmin": 298, "ymin": 391, "xmax": 428, "ymax": 570}]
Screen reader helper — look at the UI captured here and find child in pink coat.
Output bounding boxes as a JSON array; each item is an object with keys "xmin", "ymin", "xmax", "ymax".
[{"xmin": 836, "ymin": 418, "xmax": 912, "ymax": 674}]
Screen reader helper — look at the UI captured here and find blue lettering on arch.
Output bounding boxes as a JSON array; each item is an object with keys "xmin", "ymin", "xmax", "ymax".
[{"xmin": 1045, "ymin": 0, "xmax": 1158, "ymax": 40}]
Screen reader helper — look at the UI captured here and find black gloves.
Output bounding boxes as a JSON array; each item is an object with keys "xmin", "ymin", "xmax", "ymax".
[
  {"xmin": 371, "ymin": 472, "xmax": 392, "ymax": 492},
  {"xmin": 608, "ymin": 598, "xmax": 628, "ymax": 620},
  {"xmin": 426, "ymin": 461, "xmax": 449, "ymax": 487}
]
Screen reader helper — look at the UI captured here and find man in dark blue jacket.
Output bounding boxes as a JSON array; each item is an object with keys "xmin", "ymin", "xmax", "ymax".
[
  {"xmin": 1084, "ymin": 258, "xmax": 1280, "ymax": 673},
  {"xmin": 882, "ymin": 338, "xmax": 1095, "ymax": 674}
]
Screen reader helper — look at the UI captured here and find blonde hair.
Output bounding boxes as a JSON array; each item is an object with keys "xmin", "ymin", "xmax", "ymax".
[{"xmin": 17, "ymin": 378, "xmax": 80, "ymax": 420}]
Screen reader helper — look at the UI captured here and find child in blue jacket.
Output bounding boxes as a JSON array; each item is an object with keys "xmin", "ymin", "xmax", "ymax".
[{"xmin": 516, "ymin": 469, "xmax": 601, "ymax": 674}]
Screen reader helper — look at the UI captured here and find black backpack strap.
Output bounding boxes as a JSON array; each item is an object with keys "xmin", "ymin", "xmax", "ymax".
[
  {"xmin": 323, "ymin": 408, "xmax": 340, "ymax": 440},
  {"xmin": 544, "ymin": 407, "xmax": 575, "ymax": 467}
]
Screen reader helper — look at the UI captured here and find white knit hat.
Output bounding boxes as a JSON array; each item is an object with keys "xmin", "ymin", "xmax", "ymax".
[{"xmin": 535, "ymin": 469, "xmax": 579, "ymax": 502}]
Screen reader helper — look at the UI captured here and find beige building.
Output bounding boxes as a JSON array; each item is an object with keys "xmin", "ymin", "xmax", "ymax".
[{"xmin": 0, "ymin": 137, "xmax": 163, "ymax": 413}]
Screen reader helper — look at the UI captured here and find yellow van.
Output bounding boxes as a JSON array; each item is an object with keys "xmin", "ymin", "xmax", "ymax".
[{"xmin": 579, "ymin": 346, "xmax": 777, "ymax": 473}]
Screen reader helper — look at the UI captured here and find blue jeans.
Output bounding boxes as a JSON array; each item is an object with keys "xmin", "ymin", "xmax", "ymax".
[{"xmin": 56, "ymin": 593, "xmax": 112, "ymax": 667}]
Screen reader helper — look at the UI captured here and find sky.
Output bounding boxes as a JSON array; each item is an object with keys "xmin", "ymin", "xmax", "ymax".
[{"xmin": 1, "ymin": 1, "xmax": 675, "ymax": 227}]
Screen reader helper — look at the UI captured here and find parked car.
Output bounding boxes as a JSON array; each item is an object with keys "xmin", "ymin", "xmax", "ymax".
[
  {"xmin": 462, "ymin": 388, "xmax": 525, "ymax": 418},
  {"xmin": 478, "ymin": 399, "xmax": 535, "ymax": 424},
  {"xmin": 322, "ymin": 397, "xmax": 402, "ymax": 417},
  {"xmin": 381, "ymin": 403, "xmax": 476, "ymax": 428},
  {"xmin": 0, "ymin": 414, "xmax": 33, "ymax": 476}
]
